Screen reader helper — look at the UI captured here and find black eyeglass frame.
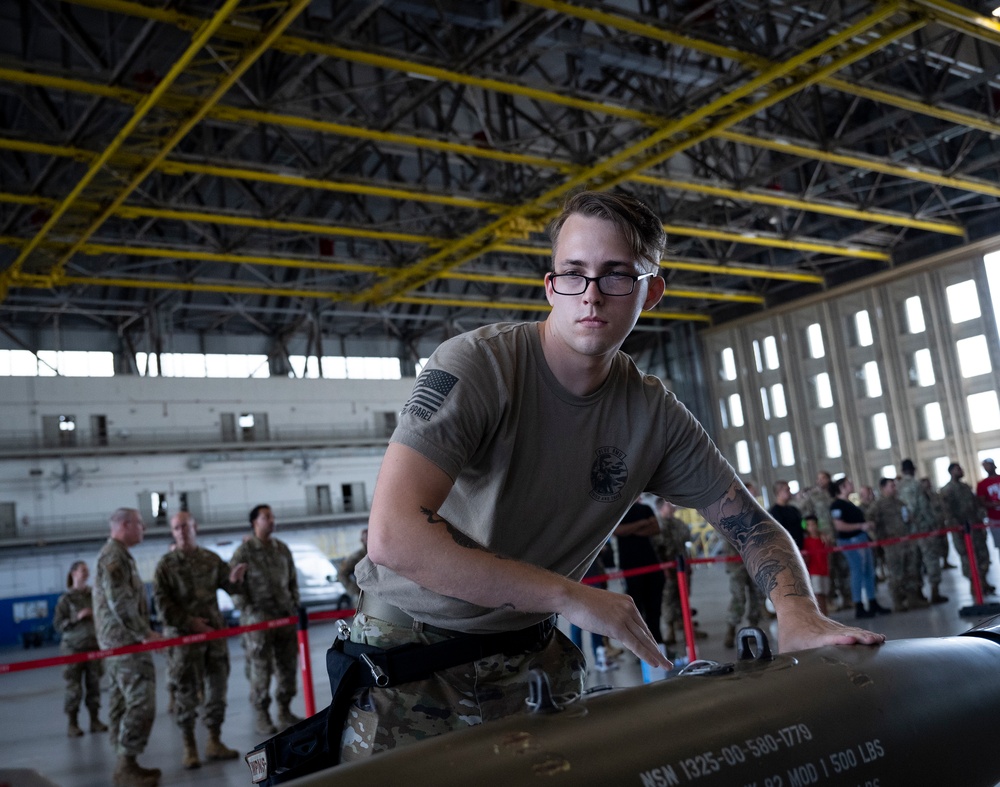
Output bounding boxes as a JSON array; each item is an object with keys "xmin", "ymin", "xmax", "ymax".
[{"xmin": 548, "ymin": 271, "xmax": 656, "ymax": 296}]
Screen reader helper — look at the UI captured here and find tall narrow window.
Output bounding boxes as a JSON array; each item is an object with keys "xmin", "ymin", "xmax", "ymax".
[
  {"xmin": 729, "ymin": 394, "xmax": 745, "ymax": 428},
  {"xmin": 763, "ymin": 335, "xmax": 780, "ymax": 369},
  {"xmin": 813, "ymin": 373, "xmax": 834, "ymax": 408},
  {"xmin": 752, "ymin": 340, "xmax": 764, "ymax": 373},
  {"xmin": 760, "ymin": 387, "xmax": 771, "ymax": 421},
  {"xmin": 771, "ymin": 384, "xmax": 787, "ymax": 418},
  {"xmin": 855, "ymin": 310, "xmax": 874, "ymax": 347},
  {"xmin": 863, "ymin": 361, "xmax": 883, "ymax": 398},
  {"xmin": 778, "ymin": 431, "xmax": 795, "ymax": 466},
  {"xmin": 823, "ymin": 423, "xmax": 842, "ymax": 458},
  {"xmin": 718, "ymin": 399, "xmax": 730, "ymax": 430},
  {"xmin": 912, "ymin": 349, "xmax": 936, "ymax": 387},
  {"xmin": 735, "ymin": 440, "xmax": 752, "ymax": 474},
  {"xmin": 904, "ymin": 296, "xmax": 926, "ymax": 334},
  {"xmin": 720, "ymin": 347, "xmax": 737, "ymax": 381},
  {"xmin": 806, "ymin": 323, "xmax": 825, "ymax": 359},
  {"xmin": 923, "ymin": 402, "xmax": 945, "ymax": 441},
  {"xmin": 871, "ymin": 413, "xmax": 891, "ymax": 449}
]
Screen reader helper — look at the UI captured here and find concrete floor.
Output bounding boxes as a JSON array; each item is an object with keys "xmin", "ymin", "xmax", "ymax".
[{"xmin": 2, "ymin": 541, "xmax": 999, "ymax": 787}]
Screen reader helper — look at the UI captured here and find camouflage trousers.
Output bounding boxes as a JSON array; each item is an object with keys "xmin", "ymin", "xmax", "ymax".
[
  {"xmin": 914, "ymin": 533, "xmax": 944, "ymax": 586},
  {"xmin": 883, "ymin": 542, "xmax": 921, "ymax": 603},
  {"xmin": 107, "ymin": 653, "xmax": 156, "ymax": 757},
  {"xmin": 661, "ymin": 570, "xmax": 681, "ymax": 626},
  {"xmin": 954, "ymin": 529, "xmax": 992, "ymax": 587},
  {"xmin": 167, "ymin": 639, "xmax": 230, "ymax": 730},
  {"xmin": 62, "ymin": 655, "xmax": 102, "ymax": 716},
  {"xmin": 340, "ymin": 612, "xmax": 585, "ymax": 763},
  {"xmin": 242, "ymin": 625, "xmax": 297, "ymax": 711},
  {"xmin": 726, "ymin": 567, "xmax": 764, "ymax": 627}
]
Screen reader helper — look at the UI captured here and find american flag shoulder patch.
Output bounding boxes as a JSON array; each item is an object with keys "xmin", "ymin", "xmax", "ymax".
[{"xmin": 402, "ymin": 369, "xmax": 459, "ymax": 421}]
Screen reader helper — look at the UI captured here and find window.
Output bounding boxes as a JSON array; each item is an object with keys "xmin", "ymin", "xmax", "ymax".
[
  {"xmin": 911, "ymin": 349, "xmax": 936, "ymax": 387},
  {"xmin": 729, "ymin": 394, "xmax": 745, "ymax": 428},
  {"xmin": 904, "ymin": 296, "xmax": 926, "ymax": 334},
  {"xmin": 806, "ymin": 323, "xmax": 825, "ymax": 359},
  {"xmin": 823, "ymin": 423, "xmax": 842, "ymax": 458},
  {"xmin": 932, "ymin": 457, "xmax": 951, "ymax": 489},
  {"xmin": 771, "ymin": 384, "xmax": 787, "ymax": 418},
  {"xmin": 788, "ymin": 480, "xmax": 800, "ymax": 495},
  {"xmin": 968, "ymin": 391, "xmax": 1000, "ymax": 433},
  {"xmin": 946, "ymin": 280, "xmax": 980, "ymax": 324},
  {"xmin": 0, "ymin": 349, "xmax": 113, "ymax": 377},
  {"xmin": 778, "ymin": 431, "xmax": 795, "ymax": 466},
  {"xmin": 854, "ymin": 310, "xmax": 874, "ymax": 347},
  {"xmin": 763, "ymin": 335, "xmax": 780, "ymax": 370},
  {"xmin": 956, "ymin": 335, "xmax": 992, "ymax": 378},
  {"xmin": 863, "ymin": 361, "xmax": 883, "ymax": 398},
  {"xmin": 752, "ymin": 340, "xmax": 764, "ymax": 373},
  {"xmin": 923, "ymin": 403, "xmax": 946, "ymax": 441},
  {"xmin": 719, "ymin": 347, "xmax": 737, "ymax": 381},
  {"xmin": 881, "ymin": 464, "xmax": 898, "ymax": 480},
  {"xmin": 735, "ymin": 440, "xmax": 752, "ymax": 474},
  {"xmin": 760, "ymin": 387, "xmax": 771, "ymax": 421},
  {"xmin": 718, "ymin": 399, "xmax": 730, "ymax": 430},
  {"xmin": 872, "ymin": 413, "xmax": 892, "ymax": 450},
  {"xmin": 813, "ymin": 373, "xmax": 834, "ymax": 408},
  {"xmin": 767, "ymin": 435, "xmax": 778, "ymax": 468}
]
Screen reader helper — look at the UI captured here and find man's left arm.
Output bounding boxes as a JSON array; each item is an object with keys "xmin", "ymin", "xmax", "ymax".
[{"xmin": 698, "ymin": 479, "xmax": 885, "ymax": 652}]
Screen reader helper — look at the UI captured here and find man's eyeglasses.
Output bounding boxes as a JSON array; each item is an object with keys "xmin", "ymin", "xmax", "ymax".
[{"xmin": 548, "ymin": 272, "xmax": 655, "ymax": 296}]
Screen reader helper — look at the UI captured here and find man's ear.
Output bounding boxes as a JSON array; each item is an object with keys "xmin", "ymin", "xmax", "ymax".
[
  {"xmin": 543, "ymin": 272, "xmax": 556, "ymax": 307},
  {"xmin": 642, "ymin": 273, "xmax": 665, "ymax": 311}
]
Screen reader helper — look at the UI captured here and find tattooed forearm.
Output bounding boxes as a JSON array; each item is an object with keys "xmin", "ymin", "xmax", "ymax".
[
  {"xmin": 701, "ymin": 480, "xmax": 813, "ymax": 602},
  {"xmin": 419, "ymin": 506, "xmax": 495, "ymax": 554}
]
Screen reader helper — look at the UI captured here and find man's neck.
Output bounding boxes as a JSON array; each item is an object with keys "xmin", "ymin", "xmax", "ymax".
[{"xmin": 537, "ymin": 322, "xmax": 614, "ymax": 396}]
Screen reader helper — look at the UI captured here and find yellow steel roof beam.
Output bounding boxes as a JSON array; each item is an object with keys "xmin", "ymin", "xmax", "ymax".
[
  {"xmin": 358, "ymin": 4, "xmax": 909, "ymax": 304},
  {"xmin": 631, "ymin": 174, "xmax": 964, "ymax": 236},
  {"xmin": 720, "ymin": 129, "xmax": 1000, "ymax": 199},
  {"xmin": 50, "ymin": 0, "xmax": 312, "ymax": 279},
  {"xmin": 1, "ymin": 0, "xmax": 244, "ymax": 286}
]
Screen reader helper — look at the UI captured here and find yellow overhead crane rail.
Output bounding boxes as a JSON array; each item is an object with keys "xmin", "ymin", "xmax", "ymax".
[
  {"xmin": 0, "ymin": 232, "xmax": 756, "ymax": 311},
  {"xmin": 0, "ymin": 0, "xmax": 986, "ymax": 310}
]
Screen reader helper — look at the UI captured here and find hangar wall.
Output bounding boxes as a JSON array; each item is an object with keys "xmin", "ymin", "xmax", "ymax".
[
  {"xmin": 0, "ymin": 375, "xmax": 416, "ymax": 542},
  {"xmin": 702, "ymin": 238, "xmax": 1000, "ymax": 501}
]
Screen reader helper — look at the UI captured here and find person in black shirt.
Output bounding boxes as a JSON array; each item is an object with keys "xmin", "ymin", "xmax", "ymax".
[
  {"xmin": 615, "ymin": 499, "xmax": 667, "ymax": 644},
  {"xmin": 830, "ymin": 477, "xmax": 890, "ymax": 619},
  {"xmin": 769, "ymin": 480, "xmax": 804, "ymax": 551}
]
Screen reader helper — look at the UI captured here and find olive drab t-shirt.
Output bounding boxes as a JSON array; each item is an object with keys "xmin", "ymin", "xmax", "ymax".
[{"xmin": 356, "ymin": 322, "xmax": 736, "ymax": 633}]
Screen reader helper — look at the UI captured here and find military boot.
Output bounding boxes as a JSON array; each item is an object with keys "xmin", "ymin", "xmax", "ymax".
[
  {"xmin": 254, "ymin": 708, "xmax": 277, "ymax": 736},
  {"xmin": 277, "ymin": 705, "xmax": 303, "ymax": 730},
  {"xmin": 907, "ymin": 591, "xmax": 930, "ymax": 609},
  {"xmin": 67, "ymin": 713, "xmax": 84, "ymax": 738},
  {"xmin": 89, "ymin": 708, "xmax": 108, "ymax": 733},
  {"xmin": 181, "ymin": 726, "xmax": 201, "ymax": 770},
  {"xmin": 723, "ymin": 623, "xmax": 736, "ymax": 649},
  {"xmin": 112, "ymin": 755, "xmax": 160, "ymax": 786},
  {"xmin": 204, "ymin": 727, "xmax": 239, "ymax": 761},
  {"xmin": 930, "ymin": 584, "xmax": 949, "ymax": 604}
]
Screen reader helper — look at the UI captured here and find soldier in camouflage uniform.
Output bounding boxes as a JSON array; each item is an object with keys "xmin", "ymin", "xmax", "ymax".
[
  {"xmin": 722, "ymin": 538, "xmax": 764, "ymax": 648},
  {"xmin": 923, "ymin": 478, "xmax": 956, "ymax": 569},
  {"xmin": 869, "ymin": 478, "xmax": 928, "ymax": 611},
  {"xmin": 153, "ymin": 512, "xmax": 247, "ymax": 769},
  {"xmin": 231, "ymin": 504, "xmax": 302, "ymax": 736},
  {"xmin": 337, "ymin": 528, "xmax": 368, "ymax": 607},
  {"xmin": 940, "ymin": 462, "xmax": 994, "ymax": 595},
  {"xmin": 798, "ymin": 471, "xmax": 850, "ymax": 610},
  {"xmin": 53, "ymin": 560, "xmax": 108, "ymax": 737},
  {"xmin": 93, "ymin": 508, "xmax": 165, "ymax": 787},
  {"xmin": 653, "ymin": 499, "xmax": 702, "ymax": 646},
  {"xmin": 898, "ymin": 460, "xmax": 947, "ymax": 604}
]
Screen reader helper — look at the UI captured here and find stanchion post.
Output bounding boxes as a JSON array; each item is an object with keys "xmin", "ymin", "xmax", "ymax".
[
  {"xmin": 963, "ymin": 522, "xmax": 985, "ymax": 606},
  {"xmin": 675, "ymin": 553, "xmax": 698, "ymax": 664},
  {"xmin": 297, "ymin": 606, "xmax": 316, "ymax": 718}
]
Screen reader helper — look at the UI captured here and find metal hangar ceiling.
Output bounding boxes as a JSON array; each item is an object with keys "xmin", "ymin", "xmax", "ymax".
[{"xmin": 1, "ymin": 0, "xmax": 999, "ymax": 365}]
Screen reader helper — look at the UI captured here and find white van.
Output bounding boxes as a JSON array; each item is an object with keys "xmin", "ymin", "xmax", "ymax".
[{"xmin": 205, "ymin": 537, "xmax": 353, "ymax": 624}]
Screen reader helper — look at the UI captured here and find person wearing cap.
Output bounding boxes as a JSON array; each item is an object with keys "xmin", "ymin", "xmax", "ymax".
[{"xmin": 977, "ymin": 458, "xmax": 1000, "ymax": 558}]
